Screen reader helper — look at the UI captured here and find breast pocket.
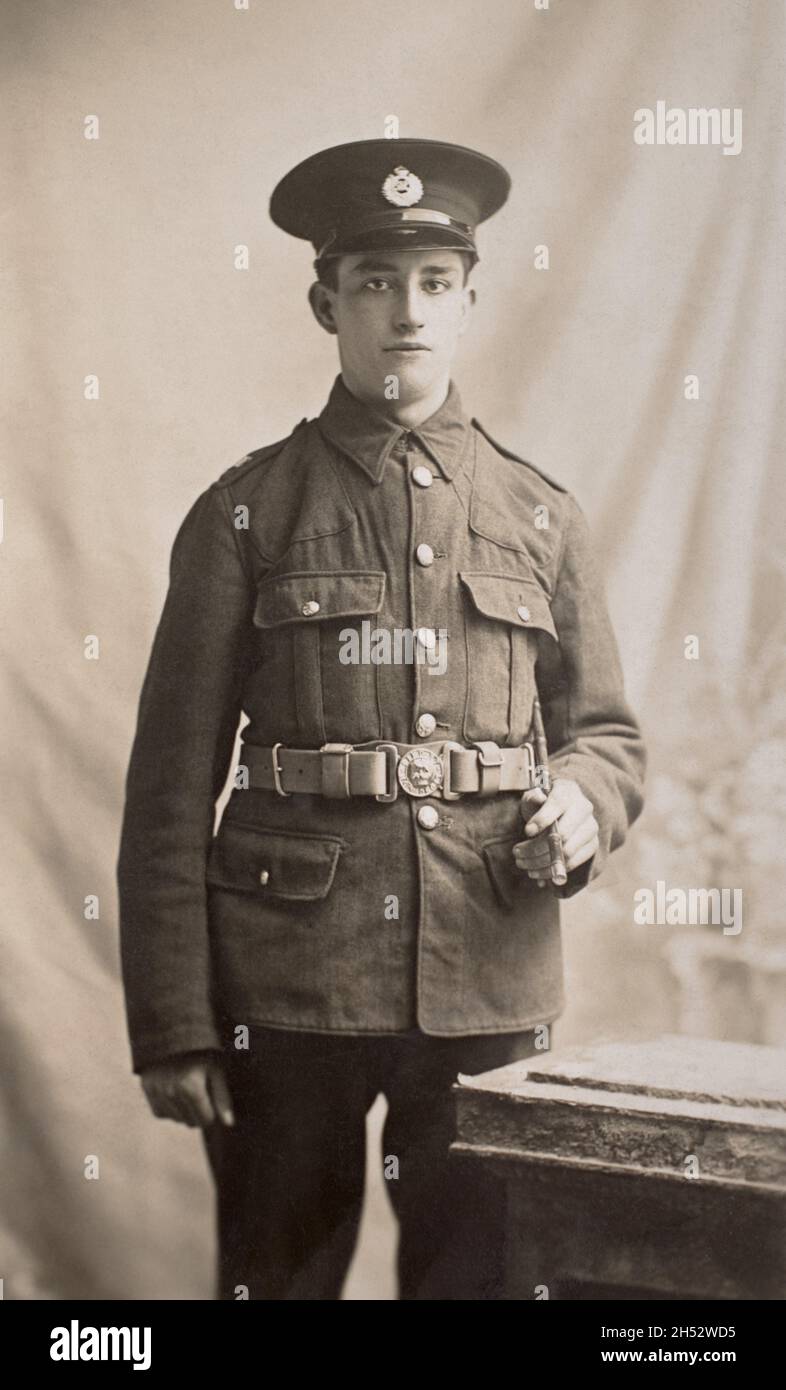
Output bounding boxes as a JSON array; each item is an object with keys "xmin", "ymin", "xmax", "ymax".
[
  {"xmin": 253, "ymin": 570, "xmax": 386, "ymax": 745},
  {"xmin": 459, "ymin": 571, "xmax": 558, "ymax": 745}
]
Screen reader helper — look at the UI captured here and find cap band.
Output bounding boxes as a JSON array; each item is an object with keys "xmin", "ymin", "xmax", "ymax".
[{"xmin": 316, "ymin": 208, "xmax": 475, "ymax": 260}]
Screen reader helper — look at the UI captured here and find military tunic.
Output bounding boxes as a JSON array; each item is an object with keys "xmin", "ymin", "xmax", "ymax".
[{"xmin": 117, "ymin": 373, "xmax": 646, "ymax": 1075}]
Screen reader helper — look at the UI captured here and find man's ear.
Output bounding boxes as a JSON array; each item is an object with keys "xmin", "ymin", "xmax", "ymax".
[
  {"xmin": 308, "ymin": 281, "xmax": 338, "ymax": 335},
  {"xmin": 458, "ymin": 284, "xmax": 476, "ymax": 337}
]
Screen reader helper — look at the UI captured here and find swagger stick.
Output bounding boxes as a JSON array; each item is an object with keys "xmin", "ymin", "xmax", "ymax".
[{"xmin": 529, "ymin": 695, "xmax": 568, "ymax": 887}]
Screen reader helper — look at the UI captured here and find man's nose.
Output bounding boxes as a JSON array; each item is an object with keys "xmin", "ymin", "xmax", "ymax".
[{"xmin": 393, "ymin": 285, "xmax": 425, "ymax": 334}]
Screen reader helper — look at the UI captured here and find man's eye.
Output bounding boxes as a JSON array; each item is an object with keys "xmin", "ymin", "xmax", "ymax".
[
  {"xmin": 423, "ymin": 279, "xmax": 450, "ymax": 293},
  {"xmin": 363, "ymin": 278, "xmax": 391, "ymax": 291}
]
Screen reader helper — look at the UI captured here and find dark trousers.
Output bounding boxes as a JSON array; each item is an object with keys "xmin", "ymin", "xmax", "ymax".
[{"xmin": 201, "ymin": 1025, "xmax": 540, "ymax": 1300}]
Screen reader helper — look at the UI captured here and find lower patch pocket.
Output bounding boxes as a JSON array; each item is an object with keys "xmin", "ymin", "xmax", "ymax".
[
  {"xmin": 481, "ymin": 835, "xmax": 527, "ymax": 912},
  {"xmin": 206, "ymin": 822, "xmax": 346, "ymax": 902}
]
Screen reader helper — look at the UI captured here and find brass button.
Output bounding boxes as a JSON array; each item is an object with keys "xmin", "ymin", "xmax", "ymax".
[
  {"xmin": 259, "ymin": 869, "xmax": 270, "ymax": 886},
  {"xmin": 517, "ymin": 605, "xmax": 531, "ymax": 622},
  {"xmin": 411, "ymin": 465, "xmax": 434, "ymax": 488},
  {"xmin": 416, "ymin": 543, "xmax": 435, "ymax": 567},
  {"xmin": 417, "ymin": 804, "xmax": 439, "ymax": 830},
  {"xmin": 415, "ymin": 712, "xmax": 437, "ymax": 738},
  {"xmin": 302, "ymin": 599, "xmax": 320, "ymax": 616},
  {"xmin": 415, "ymin": 626, "xmax": 436, "ymax": 650}
]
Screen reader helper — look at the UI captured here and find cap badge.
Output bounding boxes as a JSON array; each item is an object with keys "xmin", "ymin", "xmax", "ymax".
[{"xmin": 382, "ymin": 166, "xmax": 424, "ymax": 207}]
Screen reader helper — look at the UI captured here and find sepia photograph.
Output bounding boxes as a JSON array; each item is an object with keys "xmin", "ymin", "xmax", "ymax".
[{"xmin": 3, "ymin": 0, "xmax": 784, "ymax": 1356}]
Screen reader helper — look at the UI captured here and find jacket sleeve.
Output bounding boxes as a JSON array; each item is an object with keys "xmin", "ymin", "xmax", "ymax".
[
  {"xmin": 536, "ymin": 491, "xmax": 647, "ymax": 899},
  {"xmin": 116, "ymin": 481, "xmax": 255, "ymax": 1074}
]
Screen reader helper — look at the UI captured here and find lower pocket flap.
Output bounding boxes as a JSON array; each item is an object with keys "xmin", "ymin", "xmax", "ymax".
[
  {"xmin": 207, "ymin": 823, "xmax": 346, "ymax": 901},
  {"xmin": 482, "ymin": 836, "xmax": 523, "ymax": 910}
]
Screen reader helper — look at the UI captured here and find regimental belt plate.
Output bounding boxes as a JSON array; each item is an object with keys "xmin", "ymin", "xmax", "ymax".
[{"xmin": 396, "ymin": 747, "xmax": 445, "ymax": 798}]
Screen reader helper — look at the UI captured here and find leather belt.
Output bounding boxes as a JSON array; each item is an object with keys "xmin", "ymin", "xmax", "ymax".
[{"xmin": 239, "ymin": 739, "xmax": 537, "ymax": 801}]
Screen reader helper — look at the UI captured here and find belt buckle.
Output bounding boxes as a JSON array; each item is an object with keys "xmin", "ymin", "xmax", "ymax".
[
  {"xmin": 270, "ymin": 741, "xmax": 291, "ymax": 798},
  {"xmin": 395, "ymin": 740, "xmax": 465, "ymax": 800},
  {"xmin": 521, "ymin": 740, "xmax": 537, "ymax": 789},
  {"xmin": 397, "ymin": 745, "xmax": 445, "ymax": 798},
  {"xmin": 374, "ymin": 740, "xmax": 466, "ymax": 801},
  {"xmin": 440, "ymin": 740, "xmax": 464, "ymax": 801},
  {"xmin": 374, "ymin": 743, "xmax": 400, "ymax": 802}
]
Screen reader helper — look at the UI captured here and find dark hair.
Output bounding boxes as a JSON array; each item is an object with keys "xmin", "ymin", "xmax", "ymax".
[
  {"xmin": 314, "ymin": 251, "xmax": 474, "ymax": 292},
  {"xmin": 314, "ymin": 258, "xmax": 340, "ymax": 291}
]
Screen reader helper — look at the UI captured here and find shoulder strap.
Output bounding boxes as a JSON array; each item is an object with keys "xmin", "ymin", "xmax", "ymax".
[
  {"xmin": 215, "ymin": 419, "xmax": 309, "ymax": 487},
  {"xmin": 471, "ymin": 417, "xmax": 569, "ymax": 494}
]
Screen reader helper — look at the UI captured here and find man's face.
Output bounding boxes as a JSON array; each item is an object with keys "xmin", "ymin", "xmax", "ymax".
[{"xmin": 310, "ymin": 248, "xmax": 474, "ymax": 409}]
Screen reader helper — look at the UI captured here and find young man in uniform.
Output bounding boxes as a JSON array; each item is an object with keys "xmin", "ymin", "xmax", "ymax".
[{"xmin": 117, "ymin": 138, "xmax": 646, "ymax": 1300}]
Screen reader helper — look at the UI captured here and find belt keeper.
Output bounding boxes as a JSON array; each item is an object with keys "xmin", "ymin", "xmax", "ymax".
[
  {"xmin": 320, "ymin": 742, "xmax": 354, "ymax": 799},
  {"xmin": 472, "ymin": 740, "xmax": 503, "ymax": 797},
  {"xmin": 270, "ymin": 742, "xmax": 291, "ymax": 797}
]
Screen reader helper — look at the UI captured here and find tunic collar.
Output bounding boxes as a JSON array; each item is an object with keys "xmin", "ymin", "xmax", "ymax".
[{"xmin": 316, "ymin": 373, "xmax": 470, "ymax": 484}]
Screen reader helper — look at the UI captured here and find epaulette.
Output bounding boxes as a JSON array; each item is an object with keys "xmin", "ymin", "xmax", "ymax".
[
  {"xmin": 215, "ymin": 419, "xmax": 309, "ymax": 488},
  {"xmin": 471, "ymin": 417, "xmax": 570, "ymax": 494}
]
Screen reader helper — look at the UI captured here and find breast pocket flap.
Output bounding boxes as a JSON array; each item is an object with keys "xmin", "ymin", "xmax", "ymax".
[
  {"xmin": 207, "ymin": 823, "xmax": 346, "ymax": 901},
  {"xmin": 459, "ymin": 572, "xmax": 558, "ymax": 642},
  {"xmin": 253, "ymin": 571, "xmax": 386, "ymax": 629}
]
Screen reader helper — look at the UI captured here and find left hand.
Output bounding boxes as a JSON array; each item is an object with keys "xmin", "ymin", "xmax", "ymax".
[{"xmin": 513, "ymin": 778, "xmax": 599, "ymax": 887}]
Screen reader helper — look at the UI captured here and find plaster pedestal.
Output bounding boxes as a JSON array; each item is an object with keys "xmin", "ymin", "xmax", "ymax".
[{"xmin": 453, "ymin": 1035, "xmax": 786, "ymax": 1300}]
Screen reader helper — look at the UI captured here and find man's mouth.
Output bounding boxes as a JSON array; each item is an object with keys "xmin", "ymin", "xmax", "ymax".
[{"xmin": 384, "ymin": 343, "xmax": 431, "ymax": 352}]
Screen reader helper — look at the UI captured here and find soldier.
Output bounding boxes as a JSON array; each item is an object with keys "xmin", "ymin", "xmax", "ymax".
[{"xmin": 117, "ymin": 138, "xmax": 646, "ymax": 1300}]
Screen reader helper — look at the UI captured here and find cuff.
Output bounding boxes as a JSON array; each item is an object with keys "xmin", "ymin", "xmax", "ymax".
[{"xmin": 130, "ymin": 1021, "xmax": 223, "ymax": 1076}]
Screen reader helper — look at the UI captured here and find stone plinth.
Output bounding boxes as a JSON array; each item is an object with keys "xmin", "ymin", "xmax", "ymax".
[{"xmin": 453, "ymin": 1035, "xmax": 786, "ymax": 1300}]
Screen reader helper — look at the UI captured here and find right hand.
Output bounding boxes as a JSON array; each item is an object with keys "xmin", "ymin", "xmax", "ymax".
[{"xmin": 140, "ymin": 1050, "xmax": 235, "ymax": 1128}]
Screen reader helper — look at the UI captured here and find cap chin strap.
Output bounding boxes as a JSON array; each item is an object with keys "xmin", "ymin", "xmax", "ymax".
[{"xmin": 315, "ymin": 209, "xmax": 476, "ymax": 261}]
